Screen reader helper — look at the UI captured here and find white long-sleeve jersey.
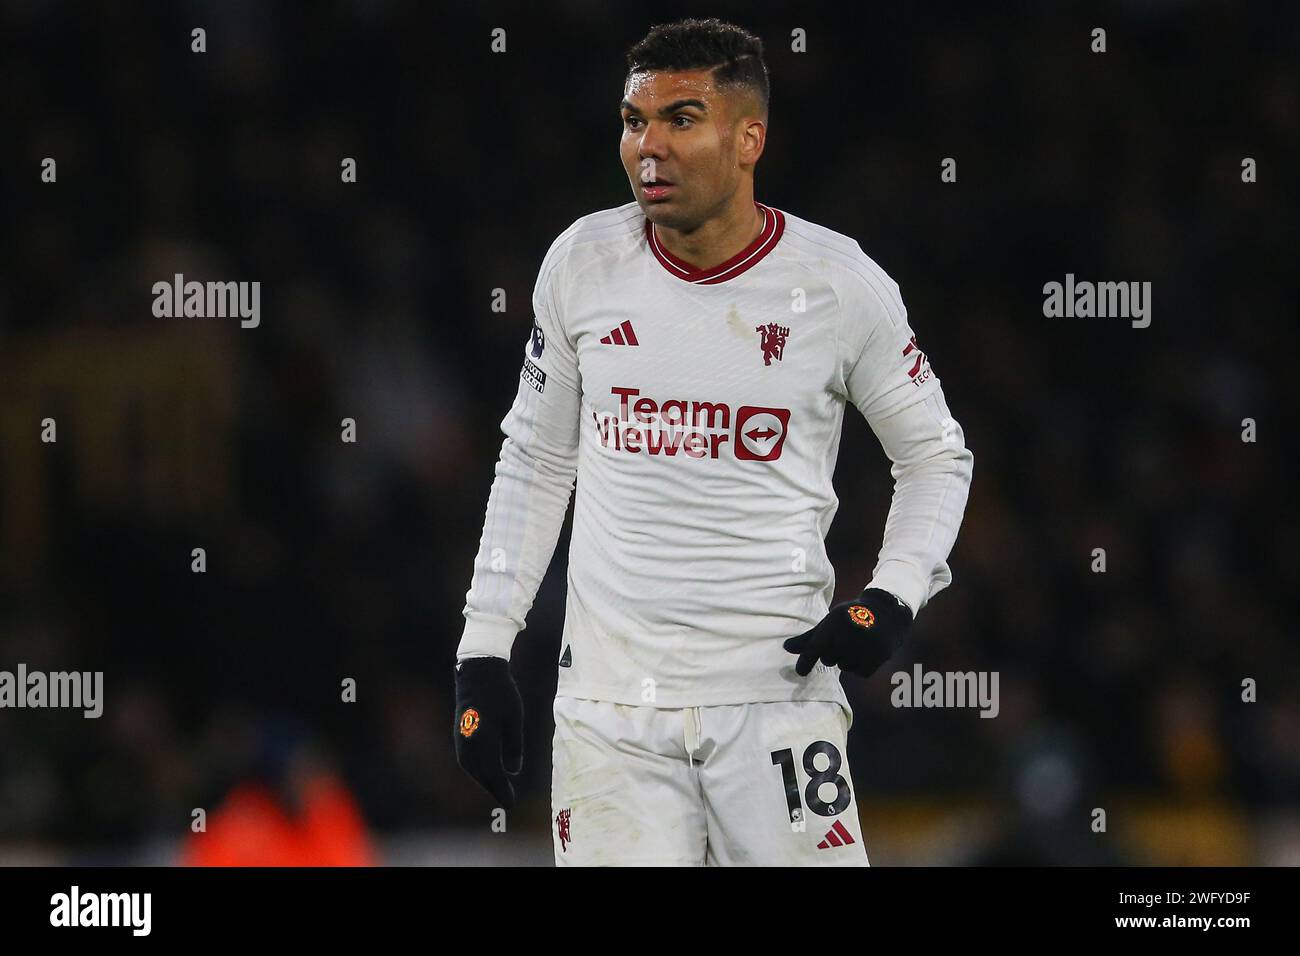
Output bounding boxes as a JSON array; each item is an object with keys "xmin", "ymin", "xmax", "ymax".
[{"xmin": 458, "ymin": 200, "xmax": 973, "ymax": 709}]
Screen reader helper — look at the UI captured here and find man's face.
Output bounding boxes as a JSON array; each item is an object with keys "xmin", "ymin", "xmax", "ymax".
[{"xmin": 619, "ymin": 69, "xmax": 762, "ymax": 231}]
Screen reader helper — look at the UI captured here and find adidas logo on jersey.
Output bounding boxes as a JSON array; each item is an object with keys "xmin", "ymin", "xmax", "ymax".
[
  {"xmin": 816, "ymin": 820, "xmax": 856, "ymax": 849},
  {"xmin": 599, "ymin": 320, "xmax": 640, "ymax": 346}
]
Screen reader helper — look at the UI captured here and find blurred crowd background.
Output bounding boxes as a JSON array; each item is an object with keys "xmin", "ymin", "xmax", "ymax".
[{"xmin": 0, "ymin": 1, "xmax": 1296, "ymax": 865}]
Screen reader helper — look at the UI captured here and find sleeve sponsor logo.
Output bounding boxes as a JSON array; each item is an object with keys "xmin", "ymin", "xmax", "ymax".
[{"xmin": 902, "ymin": 335, "xmax": 932, "ymax": 387}]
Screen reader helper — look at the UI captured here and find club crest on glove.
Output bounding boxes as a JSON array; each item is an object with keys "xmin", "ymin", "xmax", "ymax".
[
  {"xmin": 846, "ymin": 604, "xmax": 876, "ymax": 629},
  {"xmin": 458, "ymin": 707, "xmax": 481, "ymax": 737}
]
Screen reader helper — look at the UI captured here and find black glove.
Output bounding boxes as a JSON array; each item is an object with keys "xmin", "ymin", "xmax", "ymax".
[
  {"xmin": 783, "ymin": 588, "xmax": 913, "ymax": 678},
  {"xmin": 453, "ymin": 656, "xmax": 524, "ymax": 809}
]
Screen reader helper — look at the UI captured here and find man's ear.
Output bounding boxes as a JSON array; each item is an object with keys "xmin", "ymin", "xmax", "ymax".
[{"xmin": 735, "ymin": 108, "xmax": 765, "ymax": 166}]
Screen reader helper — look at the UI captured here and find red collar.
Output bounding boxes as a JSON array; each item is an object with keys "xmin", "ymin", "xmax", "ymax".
[{"xmin": 645, "ymin": 201, "xmax": 785, "ymax": 285}]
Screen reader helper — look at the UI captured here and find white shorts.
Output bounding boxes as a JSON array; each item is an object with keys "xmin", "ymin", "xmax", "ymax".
[{"xmin": 550, "ymin": 695, "xmax": 870, "ymax": 866}]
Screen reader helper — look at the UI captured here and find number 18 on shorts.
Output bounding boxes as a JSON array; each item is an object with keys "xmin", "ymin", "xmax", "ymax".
[{"xmin": 550, "ymin": 696, "xmax": 870, "ymax": 866}]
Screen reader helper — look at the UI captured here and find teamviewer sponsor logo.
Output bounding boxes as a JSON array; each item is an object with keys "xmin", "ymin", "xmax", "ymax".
[
  {"xmin": 593, "ymin": 386, "xmax": 790, "ymax": 461},
  {"xmin": 734, "ymin": 406, "xmax": 789, "ymax": 461}
]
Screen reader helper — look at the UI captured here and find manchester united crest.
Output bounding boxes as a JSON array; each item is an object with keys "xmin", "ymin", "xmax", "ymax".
[{"xmin": 756, "ymin": 322, "xmax": 789, "ymax": 366}]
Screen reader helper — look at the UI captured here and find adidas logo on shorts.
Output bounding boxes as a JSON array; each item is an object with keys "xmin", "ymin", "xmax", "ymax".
[{"xmin": 816, "ymin": 820, "xmax": 856, "ymax": 849}]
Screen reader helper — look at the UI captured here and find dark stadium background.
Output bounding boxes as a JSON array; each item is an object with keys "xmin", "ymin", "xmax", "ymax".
[{"xmin": 0, "ymin": 1, "xmax": 1295, "ymax": 864}]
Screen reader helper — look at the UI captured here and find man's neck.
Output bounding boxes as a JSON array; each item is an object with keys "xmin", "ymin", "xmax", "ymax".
[{"xmin": 652, "ymin": 198, "xmax": 764, "ymax": 272}]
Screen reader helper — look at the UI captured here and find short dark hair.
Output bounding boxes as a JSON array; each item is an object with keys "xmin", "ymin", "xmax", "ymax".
[{"xmin": 625, "ymin": 18, "xmax": 769, "ymax": 119}]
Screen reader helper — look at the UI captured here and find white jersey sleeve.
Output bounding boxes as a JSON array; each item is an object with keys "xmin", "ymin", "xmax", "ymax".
[
  {"xmin": 457, "ymin": 231, "xmax": 581, "ymax": 661},
  {"xmin": 836, "ymin": 258, "xmax": 974, "ymax": 617}
]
